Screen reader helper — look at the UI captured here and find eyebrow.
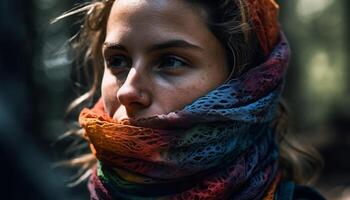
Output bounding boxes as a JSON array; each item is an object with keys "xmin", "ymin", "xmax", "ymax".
[{"xmin": 103, "ymin": 39, "xmax": 203, "ymax": 52}]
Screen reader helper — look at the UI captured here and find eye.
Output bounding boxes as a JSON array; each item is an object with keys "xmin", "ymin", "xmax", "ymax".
[
  {"xmin": 158, "ymin": 56, "xmax": 188, "ymax": 69},
  {"xmin": 106, "ymin": 55, "xmax": 130, "ymax": 71}
]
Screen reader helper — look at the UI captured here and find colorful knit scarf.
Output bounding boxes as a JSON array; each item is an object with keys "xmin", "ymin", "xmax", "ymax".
[
  {"xmin": 79, "ymin": 28, "xmax": 290, "ymax": 199},
  {"xmin": 78, "ymin": 1, "xmax": 288, "ymax": 199}
]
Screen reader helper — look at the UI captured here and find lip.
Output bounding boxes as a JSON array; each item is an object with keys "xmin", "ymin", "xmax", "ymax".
[
  {"xmin": 117, "ymin": 116, "xmax": 134, "ymax": 121},
  {"xmin": 113, "ymin": 106, "xmax": 137, "ymax": 121}
]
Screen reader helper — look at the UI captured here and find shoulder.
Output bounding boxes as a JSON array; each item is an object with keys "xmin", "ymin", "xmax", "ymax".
[
  {"xmin": 275, "ymin": 181, "xmax": 327, "ymax": 200},
  {"xmin": 292, "ymin": 184, "xmax": 326, "ymax": 200}
]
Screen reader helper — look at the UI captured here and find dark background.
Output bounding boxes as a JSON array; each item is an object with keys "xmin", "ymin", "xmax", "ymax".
[{"xmin": 0, "ymin": 0, "xmax": 349, "ymax": 199}]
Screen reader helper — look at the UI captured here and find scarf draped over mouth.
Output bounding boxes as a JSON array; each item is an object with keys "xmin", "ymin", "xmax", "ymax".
[
  {"xmin": 79, "ymin": 31, "xmax": 290, "ymax": 199},
  {"xmin": 79, "ymin": 1, "xmax": 289, "ymax": 199}
]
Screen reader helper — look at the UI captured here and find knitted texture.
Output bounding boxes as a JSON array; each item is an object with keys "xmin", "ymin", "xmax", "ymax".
[
  {"xmin": 79, "ymin": 33, "xmax": 290, "ymax": 199},
  {"xmin": 246, "ymin": 0, "xmax": 280, "ymax": 56}
]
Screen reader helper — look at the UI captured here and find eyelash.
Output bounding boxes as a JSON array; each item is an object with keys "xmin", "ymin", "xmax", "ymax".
[
  {"xmin": 158, "ymin": 55, "xmax": 188, "ymax": 69},
  {"xmin": 106, "ymin": 55, "xmax": 130, "ymax": 72},
  {"xmin": 105, "ymin": 55, "xmax": 189, "ymax": 72}
]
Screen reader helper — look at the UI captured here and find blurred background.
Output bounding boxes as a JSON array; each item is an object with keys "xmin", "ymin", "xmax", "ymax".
[{"xmin": 0, "ymin": 0, "xmax": 349, "ymax": 199}]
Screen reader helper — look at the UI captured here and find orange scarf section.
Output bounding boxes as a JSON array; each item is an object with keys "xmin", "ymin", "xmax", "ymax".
[{"xmin": 246, "ymin": 0, "xmax": 280, "ymax": 56}]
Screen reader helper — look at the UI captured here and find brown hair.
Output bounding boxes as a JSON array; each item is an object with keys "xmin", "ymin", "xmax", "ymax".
[{"xmin": 55, "ymin": 0, "xmax": 322, "ymax": 186}]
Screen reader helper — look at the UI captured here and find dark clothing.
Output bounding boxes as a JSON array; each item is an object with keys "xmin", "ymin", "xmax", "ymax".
[
  {"xmin": 276, "ymin": 181, "xmax": 326, "ymax": 200},
  {"xmin": 293, "ymin": 184, "xmax": 326, "ymax": 200}
]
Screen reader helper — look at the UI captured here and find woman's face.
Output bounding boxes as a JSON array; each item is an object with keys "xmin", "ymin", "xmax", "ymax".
[{"xmin": 102, "ymin": 0, "xmax": 229, "ymax": 120}]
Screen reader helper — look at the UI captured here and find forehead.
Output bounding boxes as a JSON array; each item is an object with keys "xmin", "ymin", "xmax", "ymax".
[{"xmin": 105, "ymin": 0, "xmax": 210, "ymax": 45}]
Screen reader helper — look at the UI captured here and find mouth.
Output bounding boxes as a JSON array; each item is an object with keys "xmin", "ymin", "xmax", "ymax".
[{"xmin": 117, "ymin": 116, "xmax": 135, "ymax": 122}]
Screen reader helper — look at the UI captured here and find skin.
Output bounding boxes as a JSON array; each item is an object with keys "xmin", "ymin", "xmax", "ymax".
[{"xmin": 102, "ymin": 0, "xmax": 230, "ymax": 121}]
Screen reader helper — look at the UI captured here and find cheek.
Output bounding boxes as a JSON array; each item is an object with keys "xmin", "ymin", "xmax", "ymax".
[
  {"xmin": 172, "ymin": 65, "xmax": 227, "ymax": 107},
  {"xmin": 101, "ymin": 71, "xmax": 120, "ymax": 116},
  {"xmin": 157, "ymin": 73, "xmax": 214, "ymax": 112}
]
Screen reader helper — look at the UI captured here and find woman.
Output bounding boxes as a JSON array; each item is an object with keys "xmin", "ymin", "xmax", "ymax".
[{"xmin": 58, "ymin": 0, "xmax": 326, "ymax": 199}]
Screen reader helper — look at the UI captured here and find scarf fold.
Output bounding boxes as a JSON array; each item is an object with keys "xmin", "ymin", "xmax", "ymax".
[
  {"xmin": 79, "ymin": 32, "xmax": 290, "ymax": 199},
  {"xmin": 246, "ymin": 0, "xmax": 280, "ymax": 56}
]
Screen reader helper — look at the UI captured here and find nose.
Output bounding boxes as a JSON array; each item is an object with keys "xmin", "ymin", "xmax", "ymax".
[{"xmin": 116, "ymin": 68, "xmax": 151, "ymax": 117}]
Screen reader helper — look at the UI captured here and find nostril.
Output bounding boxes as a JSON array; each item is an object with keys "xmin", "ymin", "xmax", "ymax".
[{"xmin": 127, "ymin": 102, "xmax": 146, "ymax": 113}]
